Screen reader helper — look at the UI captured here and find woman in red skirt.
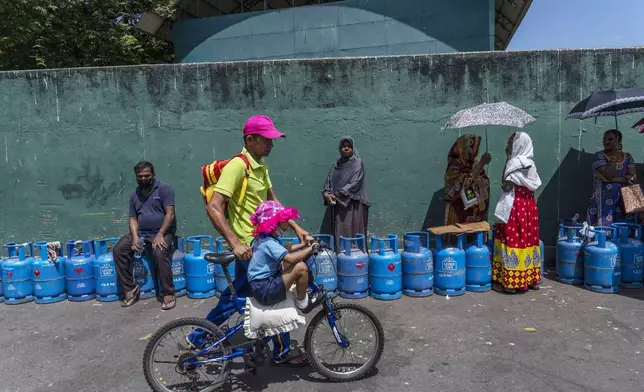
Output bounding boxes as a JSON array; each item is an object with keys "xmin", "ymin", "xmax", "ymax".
[{"xmin": 492, "ymin": 132, "xmax": 542, "ymax": 293}]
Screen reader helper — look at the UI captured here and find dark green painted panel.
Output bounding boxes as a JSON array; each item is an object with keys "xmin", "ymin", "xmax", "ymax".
[
  {"xmin": 1, "ymin": 48, "xmax": 644, "ymax": 248},
  {"xmin": 174, "ymin": 0, "xmax": 493, "ymax": 63}
]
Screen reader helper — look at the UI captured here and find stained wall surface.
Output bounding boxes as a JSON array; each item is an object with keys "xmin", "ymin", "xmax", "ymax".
[{"xmin": 1, "ymin": 48, "xmax": 644, "ymax": 248}]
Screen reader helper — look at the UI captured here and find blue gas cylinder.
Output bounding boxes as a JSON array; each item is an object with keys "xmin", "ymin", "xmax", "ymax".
[
  {"xmin": 584, "ymin": 227, "xmax": 620, "ymax": 293},
  {"xmin": 93, "ymin": 238, "xmax": 120, "ymax": 302},
  {"xmin": 486, "ymin": 225, "xmax": 495, "ymax": 251},
  {"xmin": 32, "ymin": 242, "xmax": 66, "ymax": 304},
  {"xmin": 338, "ymin": 234, "xmax": 369, "ymax": 299},
  {"xmin": 133, "ymin": 237, "xmax": 157, "ymax": 299},
  {"xmin": 556, "ymin": 225, "xmax": 585, "ymax": 285},
  {"xmin": 309, "ymin": 234, "xmax": 338, "ymax": 296},
  {"xmin": 0, "ymin": 249, "xmax": 4, "ymax": 303},
  {"xmin": 401, "ymin": 232, "xmax": 433, "ymax": 297},
  {"xmin": 213, "ymin": 237, "xmax": 235, "ymax": 296},
  {"xmin": 65, "ymin": 240, "xmax": 96, "ymax": 302},
  {"xmin": 2, "ymin": 243, "xmax": 35, "ymax": 304},
  {"xmin": 369, "ymin": 235, "xmax": 402, "ymax": 300},
  {"xmin": 1, "ymin": 242, "xmax": 23, "ymax": 303},
  {"xmin": 172, "ymin": 236, "xmax": 187, "ymax": 297},
  {"xmin": 434, "ymin": 235, "xmax": 466, "ymax": 296},
  {"xmin": 0, "ymin": 242, "xmax": 14, "ymax": 303},
  {"xmin": 465, "ymin": 232, "xmax": 492, "ymax": 292},
  {"xmin": 278, "ymin": 237, "xmax": 300, "ymax": 248},
  {"xmin": 185, "ymin": 235, "xmax": 217, "ymax": 299},
  {"xmin": 611, "ymin": 223, "xmax": 644, "ymax": 289}
]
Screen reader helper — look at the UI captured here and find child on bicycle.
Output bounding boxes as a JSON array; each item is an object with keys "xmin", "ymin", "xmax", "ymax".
[{"xmin": 247, "ymin": 200, "xmax": 324, "ymax": 313}]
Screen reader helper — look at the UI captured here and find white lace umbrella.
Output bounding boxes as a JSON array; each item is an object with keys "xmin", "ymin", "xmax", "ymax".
[{"xmin": 441, "ymin": 102, "xmax": 536, "ymax": 150}]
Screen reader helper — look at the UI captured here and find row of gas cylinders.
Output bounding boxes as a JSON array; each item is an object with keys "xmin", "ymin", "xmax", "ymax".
[
  {"xmin": 0, "ymin": 238, "xmax": 187, "ymax": 305},
  {"xmin": 556, "ymin": 222, "xmax": 644, "ymax": 293},
  {"xmin": 1, "ymin": 229, "xmax": 546, "ymax": 305},
  {"xmin": 0, "ymin": 234, "xmax": 342, "ymax": 304},
  {"xmin": 321, "ymin": 232, "xmax": 544, "ymax": 300}
]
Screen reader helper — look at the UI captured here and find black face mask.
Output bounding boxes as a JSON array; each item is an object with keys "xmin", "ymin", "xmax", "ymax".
[{"xmin": 137, "ymin": 179, "xmax": 154, "ymax": 188}]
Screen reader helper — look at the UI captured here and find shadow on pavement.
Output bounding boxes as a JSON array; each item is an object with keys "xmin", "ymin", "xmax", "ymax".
[{"xmin": 219, "ymin": 361, "xmax": 379, "ymax": 392}]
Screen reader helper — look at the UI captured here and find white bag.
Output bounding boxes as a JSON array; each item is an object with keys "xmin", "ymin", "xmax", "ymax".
[
  {"xmin": 494, "ymin": 189, "xmax": 515, "ymax": 224},
  {"xmin": 243, "ymin": 288, "xmax": 306, "ymax": 339}
]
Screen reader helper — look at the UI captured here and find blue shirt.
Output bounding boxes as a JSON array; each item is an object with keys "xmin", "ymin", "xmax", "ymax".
[
  {"xmin": 247, "ymin": 235, "xmax": 288, "ymax": 282},
  {"xmin": 128, "ymin": 179, "xmax": 176, "ymax": 237}
]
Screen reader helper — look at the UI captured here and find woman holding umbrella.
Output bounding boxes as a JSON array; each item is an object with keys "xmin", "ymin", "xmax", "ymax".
[
  {"xmin": 566, "ymin": 88, "xmax": 644, "ymax": 225},
  {"xmin": 444, "ymin": 134, "xmax": 491, "ymax": 226},
  {"xmin": 493, "ymin": 132, "xmax": 542, "ymax": 293},
  {"xmin": 441, "ymin": 102, "xmax": 535, "ymax": 228},
  {"xmin": 586, "ymin": 129, "xmax": 636, "ymax": 226}
]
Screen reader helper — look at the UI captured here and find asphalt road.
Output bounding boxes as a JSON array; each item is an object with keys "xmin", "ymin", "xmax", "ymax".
[{"xmin": 1, "ymin": 270, "xmax": 643, "ymax": 392}]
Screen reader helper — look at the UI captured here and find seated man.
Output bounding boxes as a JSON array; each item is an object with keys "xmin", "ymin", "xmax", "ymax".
[
  {"xmin": 247, "ymin": 201, "xmax": 324, "ymax": 312},
  {"xmin": 113, "ymin": 161, "xmax": 177, "ymax": 310}
]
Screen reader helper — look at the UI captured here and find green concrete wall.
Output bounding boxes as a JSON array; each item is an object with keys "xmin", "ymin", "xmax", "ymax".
[
  {"xmin": 173, "ymin": 0, "xmax": 494, "ymax": 62},
  {"xmin": 1, "ymin": 48, "xmax": 644, "ymax": 250}
]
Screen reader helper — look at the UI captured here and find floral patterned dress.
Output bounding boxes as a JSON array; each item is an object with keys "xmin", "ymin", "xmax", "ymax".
[
  {"xmin": 587, "ymin": 151, "xmax": 635, "ymax": 227},
  {"xmin": 493, "ymin": 186, "xmax": 541, "ymax": 291}
]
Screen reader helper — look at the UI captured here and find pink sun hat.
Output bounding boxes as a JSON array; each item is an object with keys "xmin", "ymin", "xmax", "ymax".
[
  {"xmin": 250, "ymin": 201, "xmax": 300, "ymax": 236},
  {"xmin": 243, "ymin": 115, "xmax": 285, "ymax": 139}
]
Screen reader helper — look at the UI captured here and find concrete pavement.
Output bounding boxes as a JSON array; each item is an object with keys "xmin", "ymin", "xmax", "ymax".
[{"xmin": 1, "ymin": 270, "xmax": 643, "ymax": 392}]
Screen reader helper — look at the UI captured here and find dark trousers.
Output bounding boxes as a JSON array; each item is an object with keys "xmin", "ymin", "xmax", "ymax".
[
  {"xmin": 205, "ymin": 260, "xmax": 251, "ymax": 324},
  {"xmin": 113, "ymin": 233, "xmax": 175, "ymax": 296}
]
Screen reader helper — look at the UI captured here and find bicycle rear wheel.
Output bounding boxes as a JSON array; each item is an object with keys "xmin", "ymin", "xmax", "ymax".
[
  {"xmin": 142, "ymin": 317, "xmax": 230, "ymax": 392},
  {"xmin": 304, "ymin": 303, "xmax": 384, "ymax": 382}
]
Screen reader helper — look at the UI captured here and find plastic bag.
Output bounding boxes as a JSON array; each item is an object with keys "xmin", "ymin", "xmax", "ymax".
[
  {"xmin": 620, "ymin": 184, "xmax": 644, "ymax": 214},
  {"xmin": 460, "ymin": 186, "xmax": 479, "ymax": 210}
]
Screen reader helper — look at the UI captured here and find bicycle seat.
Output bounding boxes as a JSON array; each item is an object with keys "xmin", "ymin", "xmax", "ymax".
[{"xmin": 204, "ymin": 252, "xmax": 236, "ymax": 265}]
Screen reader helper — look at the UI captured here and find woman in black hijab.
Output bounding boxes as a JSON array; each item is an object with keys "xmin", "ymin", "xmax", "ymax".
[{"xmin": 321, "ymin": 136, "xmax": 370, "ymax": 251}]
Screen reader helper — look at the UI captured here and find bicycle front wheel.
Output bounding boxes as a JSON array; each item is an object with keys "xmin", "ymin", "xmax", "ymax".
[{"xmin": 304, "ymin": 303, "xmax": 384, "ymax": 382}]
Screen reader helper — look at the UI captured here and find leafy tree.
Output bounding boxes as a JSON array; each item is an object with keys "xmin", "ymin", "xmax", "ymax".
[{"xmin": 0, "ymin": 0, "xmax": 176, "ymax": 70}]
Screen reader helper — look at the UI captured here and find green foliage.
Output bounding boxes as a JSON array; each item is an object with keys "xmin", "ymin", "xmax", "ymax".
[{"xmin": 0, "ymin": 0, "xmax": 176, "ymax": 70}]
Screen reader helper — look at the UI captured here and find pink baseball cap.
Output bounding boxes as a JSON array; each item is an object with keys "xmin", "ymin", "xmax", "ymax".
[{"xmin": 243, "ymin": 115, "xmax": 285, "ymax": 139}]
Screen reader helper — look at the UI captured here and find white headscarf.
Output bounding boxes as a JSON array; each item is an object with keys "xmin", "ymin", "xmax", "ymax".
[
  {"xmin": 503, "ymin": 132, "xmax": 542, "ymax": 190},
  {"xmin": 494, "ymin": 132, "xmax": 542, "ymax": 223}
]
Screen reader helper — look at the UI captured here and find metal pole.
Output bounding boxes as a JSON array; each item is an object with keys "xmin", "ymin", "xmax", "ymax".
[{"xmin": 264, "ymin": 0, "xmax": 267, "ymax": 10}]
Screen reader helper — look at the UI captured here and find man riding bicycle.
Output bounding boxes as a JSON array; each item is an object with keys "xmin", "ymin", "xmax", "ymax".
[{"xmin": 189, "ymin": 115, "xmax": 312, "ymax": 367}]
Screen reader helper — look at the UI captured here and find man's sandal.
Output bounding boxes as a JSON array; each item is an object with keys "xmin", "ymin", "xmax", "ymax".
[
  {"xmin": 121, "ymin": 286, "xmax": 140, "ymax": 307},
  {"xmin": 161, "ymin": 296, "xmax": 176, "ymax": 311}
]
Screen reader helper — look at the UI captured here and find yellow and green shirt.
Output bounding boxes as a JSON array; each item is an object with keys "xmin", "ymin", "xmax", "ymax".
[{"xmin": 214, "ymin": 147, "xmax": 272, "ymax": 245}]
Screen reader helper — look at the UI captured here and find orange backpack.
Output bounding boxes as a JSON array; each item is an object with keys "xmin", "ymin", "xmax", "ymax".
[{"xmin": 200, "ymin": 154, "xmax": 251, "ymax": 213}]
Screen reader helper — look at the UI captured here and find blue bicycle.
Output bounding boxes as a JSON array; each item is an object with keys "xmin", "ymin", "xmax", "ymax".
[{"xmin": 142, "ymin": 246, "xmax": 384, "ymax": 392}]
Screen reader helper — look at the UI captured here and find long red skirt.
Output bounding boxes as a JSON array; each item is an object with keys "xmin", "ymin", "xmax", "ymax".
[{"xmin": 493, "ymin": 186, "xmax": 542, "ymax": 290}]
